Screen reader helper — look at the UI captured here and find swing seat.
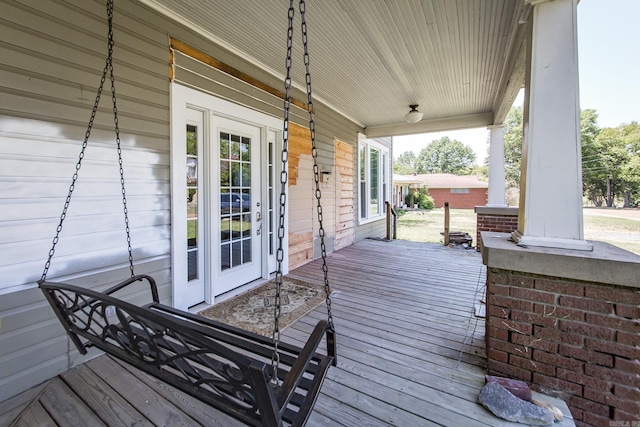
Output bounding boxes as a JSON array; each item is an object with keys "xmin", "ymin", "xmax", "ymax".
[{"xmin": 39, "ymin": 275, "xmax": 336, "ymax": 427}]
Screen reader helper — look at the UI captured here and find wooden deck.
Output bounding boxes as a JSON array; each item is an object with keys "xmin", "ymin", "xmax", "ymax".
[{"xmin": 1, "ymin": 239, "xmax": 554, "ymax": 426}]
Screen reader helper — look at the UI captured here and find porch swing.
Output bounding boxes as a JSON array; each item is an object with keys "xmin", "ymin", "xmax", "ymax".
[{"xmin": 38, "ymin": 1, "xmax": 336, "ymax": 426}]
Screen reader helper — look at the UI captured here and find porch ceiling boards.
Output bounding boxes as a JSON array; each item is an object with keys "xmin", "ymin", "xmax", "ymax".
[
  {"xmin": 140, "ymin": 0, "xmax": 528, "ymax": 136},
  {"xmin": 2, "ymin": 239, "xmax": 529, "ymax": 425}
]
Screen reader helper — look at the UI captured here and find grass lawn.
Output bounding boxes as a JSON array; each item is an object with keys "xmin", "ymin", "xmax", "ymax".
[{"xmin": 396, "ymin": 207, "xmax": 640, "ymax": 255}]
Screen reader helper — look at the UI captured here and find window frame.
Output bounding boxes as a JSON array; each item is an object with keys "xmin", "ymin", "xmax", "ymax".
[{"xmin": 358, "ymin": 137, "xmax": 390, "ymax": 224}]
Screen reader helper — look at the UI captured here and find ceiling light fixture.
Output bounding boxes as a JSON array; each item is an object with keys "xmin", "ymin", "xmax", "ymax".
[{"xmin": 404, "ymin": 104, "xmax": 423, "ymax": 123}]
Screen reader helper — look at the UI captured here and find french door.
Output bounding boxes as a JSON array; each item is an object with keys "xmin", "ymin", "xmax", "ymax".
[{"xmin": 171, "ymin": 85, "xmax": 283, "ymax": 310}]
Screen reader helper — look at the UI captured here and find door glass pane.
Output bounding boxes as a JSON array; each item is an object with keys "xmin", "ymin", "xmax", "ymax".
[
  {"xmin": 220, "ymin": 131, "xmax": 252, "ymax": 271},
  {"xmin": 186, "ymin": 124, "xmax": 199, "ymax": 281},
  {"xmin": 370, "ymin": 148, "xmax": 379, "ymax": 216}
]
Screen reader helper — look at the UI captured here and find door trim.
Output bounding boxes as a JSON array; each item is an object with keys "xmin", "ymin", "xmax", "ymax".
[{"xmin": 170, "ymin": 83, "xmax": 287, "ymax": 310}]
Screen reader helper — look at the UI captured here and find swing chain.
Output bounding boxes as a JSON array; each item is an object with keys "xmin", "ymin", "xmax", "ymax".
[
  {"xmin": 271, "ymin": 0, "xmax": 296, "ymax": 383},
  {"xmin": 272, "ymin": 0, "xmax": 335, "ymax": 383},
  {"xmin": 300, "ymin": 0, "xmax": 335, "ymax": 332},
  {"xmin": 40, "ymin": 0, "xmax": 134, "ymax": 283}
]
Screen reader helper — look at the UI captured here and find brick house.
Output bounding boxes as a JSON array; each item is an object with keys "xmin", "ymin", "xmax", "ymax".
[{"xmin": 394, "ymin": 174, "xmax": 488, "ymax": 209}]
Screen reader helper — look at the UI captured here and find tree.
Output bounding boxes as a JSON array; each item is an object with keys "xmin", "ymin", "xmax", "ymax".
[
  {"xmin": 393, "ymin": 150, "xmax": 417, "ymax": 175},
  {"xmin": 502, "ymin": 106, "xmax": 523, "ymax": 187},
  {"xmin": 415, "ymin": 136, "xmax": 476, "ymax": 174}
]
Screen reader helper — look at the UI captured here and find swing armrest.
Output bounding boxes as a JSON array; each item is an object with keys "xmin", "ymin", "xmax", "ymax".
[
  {"xmin": 276, "ymin": 320, "xmax": 330, "ymax": 408},
  {"xmin": 102, "ymin": 274, "xmax": 159, "ymax": 303}
]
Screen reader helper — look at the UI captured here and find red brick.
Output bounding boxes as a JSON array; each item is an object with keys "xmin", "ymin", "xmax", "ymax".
[
  {"xmin": 488, "ymin": 304, "xmax": 509, "ymax": 319},
  {"xmin": 569, "ymin": 395, "xmax": 610, "ymax": 417},
  {"xmin": 534, "ymin": 279, "xmax": 585, "ymax": 296},
  {"xmin": 487, "ymin": 325, "xmax": 509, "ymax": 341},
  {"xmin": 583, "ymin": 387, "xmax": 610, "ymax": 405},
  {"xmin": 577, "ymin": 413, "xmax": 616, "ymax": 427},
  {"xmin": 534, "ymin": 350, "xmax": 583, "ymax": 372},
  {"xmin": 556, "ymin": 368, "xmax": 610, "ymax": 391},
  {"xmin": 533, "ymin": 373, "xmax": 583, "ymax": 396},
  {"xmin": 492, "ymin": 295, "xmax": 533, "ymax": 312},
  {"xmin": 586, "ymin": 363, "xmax": 638, "ymax": 383},
  {"xmin": 489, "ymin": 317, "xmax": 532, "ymax": 335},
  {"xmin": 558, "ymin": 295, "xmax": 614, "ymax": 314},
  {"xmin": 613, "ymin": 408, "xmax": 640, "ymax": 422},
  {"xmin": 511, "ymin": 287, "xmax": 556, "ymax": 303},
  {"xmin": 488, "ymin": 337, "xmax": 531, "ymax": 359},
  {"xmin": 507, "ymin": 274, "xmax": 534, "ymax": 289},
  {"xmin": 487, "ymin": 348, "xmax": 508, "ymax": 363},
  {"xmin": 534, "ymin": 326, "xmax": 583, "ymax": 347},
  {"xmin": 510, "ymin": 309, "xmax": 539, "ymax": 323},
  {"xmin": 615, "ymin": 303, "xmax": 640, "ymax": 319},
  {"xmin": 585, "ymin": 286, "xmax": 640, "ymax": 305},
  {"xmin": 559, "ymin": 319, "xmax": 615, "ymax": 340},
  {"xmin": 613, "ymin": 384, "xmax": 640, "ymax": 401},
  {"xmin": 586, "ymin": 337, "xmax": 640, "ymax": 360},
  {"xmin": 534, "ymin": 304, "xmax": 584, "ymax": 322},
  {"xmin": 511, "ymin": 354, "xmax": 555, "ymax": 376},
  {"xmin": 513, "ymin": 333, "xmax": 558, "ymax": 353},
  {"xmin": 615, "ymin": 357, "xmax": 640, "ymax": 375},
  {"xmin": 604, "ymin": 394, "xmax": 640, "ymax": 416},
  {"xmin": 488, "ymin": 283, "xmax": 510, "ymax": 295},
  {"xmin": 617, "ymin": 331, "xmax": 640, "ymax": 346},
  {"xmin": 585, "ymin": 312, "xmax": 640, "ymax": 333},
  {"xmin": 488, "ymin": 359, "xmax": 532, "ymax": 382},
  {"xmin": 559, "ymin": 344, "xmax": 613, "ymax": 367}
]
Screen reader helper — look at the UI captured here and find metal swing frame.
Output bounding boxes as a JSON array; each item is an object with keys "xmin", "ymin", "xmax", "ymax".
[{"xmin": 38, "ymin": 1, "xmax": 336, "ymax": 426}]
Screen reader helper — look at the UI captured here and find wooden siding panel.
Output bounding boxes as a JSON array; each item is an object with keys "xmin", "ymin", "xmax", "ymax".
[{"xmin": 335, "ymin": 140, "xmax": 354, "ymax": 250}]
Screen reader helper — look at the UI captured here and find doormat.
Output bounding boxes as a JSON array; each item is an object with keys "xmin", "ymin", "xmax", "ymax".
[{"xmin": 198, "ymin": 278, "xmax": 328, "ymax": 337}]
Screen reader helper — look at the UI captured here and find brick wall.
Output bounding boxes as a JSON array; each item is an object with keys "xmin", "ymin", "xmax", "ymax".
[
  {"xmin": 476, "ymin": 213, "xmax": 518, "ymax": 252},
  {"xmin": 485, "ymin": 268, "xmax": 640, "ymax": 427},
  {"xmin": 428, "ymin": 188, "xmax": 487, "ymax": 209}
]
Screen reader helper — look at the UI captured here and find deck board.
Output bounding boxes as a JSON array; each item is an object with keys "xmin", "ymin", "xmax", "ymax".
[{"xmin": 3, "ymin": 239, "xmax": 556, "ymax": 426}]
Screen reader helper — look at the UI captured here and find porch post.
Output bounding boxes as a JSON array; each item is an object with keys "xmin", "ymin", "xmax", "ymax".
[
  {"xmin": 513, "ymin": 0, "xmax": 592, "ymax": 251},
  {"xmin": 486, "ymin": 125, "xmax": 507, "ymax": 207}
]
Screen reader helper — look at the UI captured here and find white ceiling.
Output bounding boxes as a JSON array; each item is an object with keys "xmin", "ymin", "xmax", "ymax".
[{"xmin": 142, "ymin": 0, "xmax": 529, "ymax": 136}]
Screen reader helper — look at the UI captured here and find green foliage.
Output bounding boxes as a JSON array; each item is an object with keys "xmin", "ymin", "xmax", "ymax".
[
  {"xmin": 582, "ymin": 120, "xmax": 640, "ymax": 207},
  {"xmin": 502, "ymin": 106, "xmax": 523, "ymax": 187},
  {"xmin": 394, "ymin": 151, "xmax": 417, "ymax": 174},
  {"xmin": 415, "ymin": 136, "xmax": 476, "ymax": 174},
  {"xmin": 405, "ymin": 188, "xmax": 435, "ymax": 209}
]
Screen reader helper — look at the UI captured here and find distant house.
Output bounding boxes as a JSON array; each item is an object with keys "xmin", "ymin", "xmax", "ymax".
[{"xmin": 393, "ymin": 174, "xmax": 488, "ymax": 209}]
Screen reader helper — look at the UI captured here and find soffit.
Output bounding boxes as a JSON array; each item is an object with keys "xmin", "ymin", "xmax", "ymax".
[{"xmin": 142, "ymin": 0, "xmax": 527, "ymax": 134}]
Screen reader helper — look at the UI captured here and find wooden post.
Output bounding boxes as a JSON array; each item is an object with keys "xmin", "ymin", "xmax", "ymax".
[{"xmin": 444, "ymin": 202, "xmax": 450, "ymax": 246}]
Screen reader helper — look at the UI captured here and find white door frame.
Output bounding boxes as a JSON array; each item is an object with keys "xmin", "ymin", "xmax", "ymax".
[{"xmin": 170, "ymin": 84, "xmax": 287, "ymax": 310}]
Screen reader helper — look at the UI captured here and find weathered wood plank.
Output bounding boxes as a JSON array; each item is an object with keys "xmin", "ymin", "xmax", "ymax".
[
  {"xmin": 60, "ymin": 363, "xmax": 153, "ymax": 427},
  {"xmin": 111, "ymin": 357, "xmax": 246, "ymax": 427},
  {"xmin": 0, "ymin": 382, "xmax": 46, "ymax": 427},
  {"xmin": 86, "ymin": 356, "xmax": 199, "ymax": 426},
  {"xmin": 39, "ymin": 378, "xmax": 106, "ymax": 427},
  {"xmin": 12, "ymin": 402, "xmax": 56, "ymax": 427}
]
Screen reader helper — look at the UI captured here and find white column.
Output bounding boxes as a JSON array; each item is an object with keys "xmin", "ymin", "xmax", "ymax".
[
  {"xmin": 486, "ymin": 125, "xmax": 507, "ymax": 207},
  {"xmin": 513, "ymin": 0, "xmax": 592, "ymax": 251}
]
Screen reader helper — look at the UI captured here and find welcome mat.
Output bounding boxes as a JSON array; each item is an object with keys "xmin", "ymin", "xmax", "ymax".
[{"xmin": 199, "ymin": 278, "xmax": 328, "ymax": 337}]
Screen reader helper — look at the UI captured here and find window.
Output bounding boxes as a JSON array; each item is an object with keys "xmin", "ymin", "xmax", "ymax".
[
  {"xmin": 450, "ymin": 188, "xmax": 470, "ymax": 194},
  {"xmin": 359, "ymin": 139, "xmax": 389, "ymax": 222}
]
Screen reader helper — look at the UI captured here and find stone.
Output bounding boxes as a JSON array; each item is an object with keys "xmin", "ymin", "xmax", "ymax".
[
  {"xmin": 479, "ymin": 382, "xmax": 555, "ymax": 425},
  {"xmin": 486, "ymin": 375, "xmax": 533, "ymax": 401}
]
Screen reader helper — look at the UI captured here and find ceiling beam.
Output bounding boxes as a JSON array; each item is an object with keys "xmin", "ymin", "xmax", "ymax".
[{"xmin": 364, "ymin": 112, "xmax": 494, "ymax": 138}]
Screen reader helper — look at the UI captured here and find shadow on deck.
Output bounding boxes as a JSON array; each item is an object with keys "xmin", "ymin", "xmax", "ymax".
[{"xmin": 0, "ymin": 239, "xmax": 567, "ymax": 426}]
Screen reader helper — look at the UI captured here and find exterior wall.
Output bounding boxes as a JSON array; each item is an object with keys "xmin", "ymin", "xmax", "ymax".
[
  {"xmin": 354, "ymin": 137, "xmax": 393, "ymax": 242},
  {"xmin": 486, "ymin": 268, "xmax": 640, "ymax": 426},
  {"xmin": 475, "ymin": 207, "xmax": 519, "ymax": 252},
  {"xmin": 428, "ymin": 188, "xmax": 487, "ymax": 209},
  {"xmin": 335, "ymin": 140, "xmax": 355, "ymax": 250},
  {"xmin": 0, "ymin": 0, "xmax": 362, "ymax": 402}
]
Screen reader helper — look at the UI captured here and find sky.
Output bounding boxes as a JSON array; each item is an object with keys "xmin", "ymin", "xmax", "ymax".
[{"xmin": 394, "ymin": 0, "xmax": 640, "ymax": 166}]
